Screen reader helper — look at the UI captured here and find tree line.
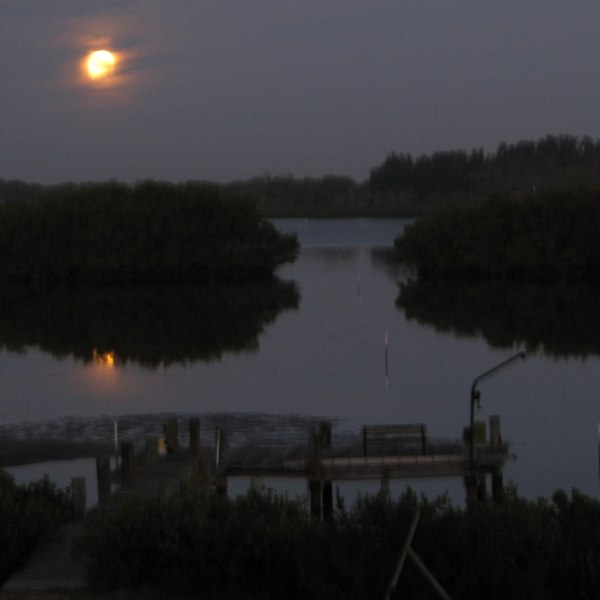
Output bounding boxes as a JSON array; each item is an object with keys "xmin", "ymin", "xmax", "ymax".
[
  {"xmin": 369, "ymin": 134, "xmax": 600, "ymax": 211},
  {"xmin": 5, "ymin": 134, "xmax": 600, "ymax": 217},
  {"xmin": 0, "ymin": 180, "xmax": 298, "ymax": 283}
]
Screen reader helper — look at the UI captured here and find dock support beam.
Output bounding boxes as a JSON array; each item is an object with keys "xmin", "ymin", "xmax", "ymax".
[
  {"xmin": 189, "ymin": 418, "xmax": 200, "ymax": 453},
  {"xmin": 96, "ymin": 456, "xmax": 111, "ymax": 504},
  {"xmin": 71, "ymin": 476, "xmax": 86, "ymax": 517},
  {"xmin": 164, "ymin": 418, "xmax": 178, "ymax": 453},
  {"xmin": 121, "ymin": 441, "xmax": 135, "ymax": 486},
  {"xmin": 308, "ymin": 421, "xmax": 333, "ymax": 522}
]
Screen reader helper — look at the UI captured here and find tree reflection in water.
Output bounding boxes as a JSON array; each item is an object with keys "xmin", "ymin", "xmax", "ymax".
[
  {"xmin": 0, "ymin": 279, "xmax": 299, "ymax": 369},
  {"xmin": 396, "ymin": 278, "xmax": 600, "ymax": 358}
]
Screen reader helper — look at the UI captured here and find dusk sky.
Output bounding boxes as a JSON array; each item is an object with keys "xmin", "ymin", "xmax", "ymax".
[{"xmin": 3, "ymin": 1, "xmax": 600, "ymax": 185}]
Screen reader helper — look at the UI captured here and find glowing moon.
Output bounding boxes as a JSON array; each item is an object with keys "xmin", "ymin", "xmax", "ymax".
[{"xmin": 86, "ymin": 50, "xmax": 116, "ymax": 80}]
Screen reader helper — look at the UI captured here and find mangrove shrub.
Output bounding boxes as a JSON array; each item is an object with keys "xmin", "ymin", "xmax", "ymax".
[
  {"xmin": 0, "ymin": 181, "xmax": 298, "ymax": 282},
  {"xmin": 0, "ymin": 469, "xmax": 74, "ymax": 584},
  {"xmin": 395, "ymin": 188, "xmax": 600, "ymax": 280},
  {"xmin": 75, "ymin": 483, "xmax": 600, "ymax": 599}
]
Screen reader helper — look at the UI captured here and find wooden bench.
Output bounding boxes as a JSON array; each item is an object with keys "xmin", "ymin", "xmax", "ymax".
[{"xmin": 362, "ymin": 424, "xmax": 427, "ymax": 457}]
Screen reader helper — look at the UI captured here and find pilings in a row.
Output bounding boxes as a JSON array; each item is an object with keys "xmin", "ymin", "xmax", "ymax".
[
  {"xmin": 464, "ymin": 414, "xmax": 505, "ymax": 504},
  {"xmin": 94, "ymin": 417, "xmax": 226, "ymax": 505},
  {"xmin": 308, "ymin": 421, "xmax": 334, "ymax": 522}
]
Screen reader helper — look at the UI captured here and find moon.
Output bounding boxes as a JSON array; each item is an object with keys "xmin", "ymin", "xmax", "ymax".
[{"xmin": 86, "ymin": 50, "xmax": 116, "ymax": 80}]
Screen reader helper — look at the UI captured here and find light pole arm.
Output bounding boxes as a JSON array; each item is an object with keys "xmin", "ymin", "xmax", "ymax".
[{"xmin": 469, "ymin": 351, "xmax": 526, "ymax": 468}]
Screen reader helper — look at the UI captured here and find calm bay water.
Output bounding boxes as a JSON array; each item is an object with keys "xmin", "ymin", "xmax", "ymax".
[{"xmin": 2, "ymin": 218, "xmax": 600, "ymax": 502}]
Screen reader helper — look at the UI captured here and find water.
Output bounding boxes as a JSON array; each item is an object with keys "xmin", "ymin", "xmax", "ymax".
[{"xmin": 1, "ymin": 217, "xmax": 599, "ymax": 503}]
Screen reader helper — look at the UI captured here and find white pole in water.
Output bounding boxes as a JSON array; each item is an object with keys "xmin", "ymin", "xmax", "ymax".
[
  {"xmin": 597, "ymin": 423, "xmax": 600, "ymax": 482},
  {"xmin": 114, "ymin": 420, "xmax": 119, "ymax": 467},
  {"xmin": 384, "ymin": 331, "xmax": 389, "ymax": 388},
  {"xmin": 384, "ymin": 331, "xmax": 388, "ymax": 377}
]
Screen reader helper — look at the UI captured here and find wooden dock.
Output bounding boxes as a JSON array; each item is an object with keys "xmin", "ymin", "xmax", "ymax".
[{"xmin": 106, "ymin": 415, "xmax": 513, "ymax": 512}]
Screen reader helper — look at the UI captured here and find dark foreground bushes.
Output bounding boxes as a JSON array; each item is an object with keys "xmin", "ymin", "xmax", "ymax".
[
  {"xmin": 75, "ymin": 482, "xmax": 600, "ymax": 599},
  {"xmin": 0, "ymin": 469, "xmax": 74, "ymax": 584}
]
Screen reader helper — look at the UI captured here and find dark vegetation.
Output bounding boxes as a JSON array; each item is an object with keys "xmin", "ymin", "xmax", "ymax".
[
  {"xmin": 368, "ymin": 133, "xmax": 600, "ymax": 215},
  {"xmin": 0, "ymin": 279, "xmax": 298, "ymax": 368},
  {"xmin": 72, "ymin": 482, "xmax": 600, "ymax": 599},
  {"xmin": 5, "ymin": 134, "xmax": 600, "ymax": 218},
  {"xmin": 0, "ymin": 469, "xmax": 74, "ymax": 585},
  {"xmin": 396, "ymin": 188, "xmax": 600, "ymax": 280},
  {"xmin": 0, "ymin": 181, "xmax": 298, "ymax": 283}
]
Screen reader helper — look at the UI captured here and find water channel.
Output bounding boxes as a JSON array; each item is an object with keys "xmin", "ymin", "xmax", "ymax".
[{"xmin": 2, "ymin": 218, "xmax": 599, "ymax": 504}]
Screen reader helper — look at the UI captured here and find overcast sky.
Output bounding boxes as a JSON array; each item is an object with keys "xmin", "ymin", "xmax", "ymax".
[{"xmin": 3, "ymin": 1, "xmax": 600, "ymax": 185}]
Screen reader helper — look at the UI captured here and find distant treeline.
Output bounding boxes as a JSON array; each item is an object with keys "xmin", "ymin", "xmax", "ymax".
[
  {"xmin": 368, "ymin": 134, "xmax": 600, "ymax": 214},
  {"xmin": 226, "ymin": 134, "xmax": 600, "ymax": 216},
  {"xmin": 396, "ymin": 188, "xmax": 600, "ymax": 280},
  {"xmin": 5, "ymin": 134, "xmax": 600, "ymax": 218},
  {"xmin": 0, "ymin": 181, "xmax": 298, "ymax": 283}
]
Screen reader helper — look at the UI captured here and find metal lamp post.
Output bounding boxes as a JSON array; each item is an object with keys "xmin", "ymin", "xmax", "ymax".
[{"xmin": 469, "ymin": 351, "xmax": 526, "ymax": 468}]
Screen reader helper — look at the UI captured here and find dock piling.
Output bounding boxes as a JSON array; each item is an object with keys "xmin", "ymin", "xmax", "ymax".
[
  {"xmin": 164, "ymin": 418, "xmax": 178, "ymax": 453},
  {"xmin": 96, "ymin": 456, "xmax": 111, "ymax": 504},
  {"xmin": 121, "ymin": 440, "xmax": 135, "ymax": 486},
  {"xmin": 71, "ymin": 476, "xmax": 86, "ymax": 517},
  {"xmin": 189, "ymin": 417, "xmax": 201, "ymax": 453}
]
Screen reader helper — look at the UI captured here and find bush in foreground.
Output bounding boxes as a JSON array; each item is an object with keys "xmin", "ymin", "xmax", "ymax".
[
  {"xmin": 75, "ymin": 483, "xmax": 600, "ymax": 599},
  {"xmin": 0, "ymin": 469, "xmax": 74, "ymax": 584}
]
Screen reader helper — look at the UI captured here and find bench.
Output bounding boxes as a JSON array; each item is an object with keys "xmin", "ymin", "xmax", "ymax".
[{"xmin": 362, "ymin": 424, "xmax": 427, "ymax": 457}]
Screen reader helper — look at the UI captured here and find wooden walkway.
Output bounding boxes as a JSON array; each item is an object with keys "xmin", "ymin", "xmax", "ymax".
[
  {"xmin": 2, "ymin": 520, "xmax": 87, "ymax": 593},
  {"xmin": 225, "ymin": 450, "xmax": 512, "ymax": 480}
]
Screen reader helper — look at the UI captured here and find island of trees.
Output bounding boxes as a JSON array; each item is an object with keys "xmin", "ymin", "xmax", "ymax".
[
  {"xmin": 395, "ymin": 188, "xmax": 600, "ymax": 280},
  {"xmin": 0, "ymin": 181, "xmax": 298, "ymax": 283}
]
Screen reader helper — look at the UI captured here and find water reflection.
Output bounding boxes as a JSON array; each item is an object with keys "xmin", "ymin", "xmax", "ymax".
[
  {"xmin": 0, "ymin": 279, "xmax": 299, "ymax": 369},
  {"xmin": 396, "ymin": 278, "xmax": 600, "ymax": 357}
]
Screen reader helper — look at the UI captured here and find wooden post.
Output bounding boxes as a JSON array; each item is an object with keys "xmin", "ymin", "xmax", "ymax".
[
  {"xmin": 322, "ymin": 480, "xmax": 333, "ymax": 522},
  {"xmin": 477, "ymin": 475, "xmax": 487, "ymax": 502},
  {"xmin": 464, "ymin": 474, "xmax": 478, "ymax": 504},
  {"xmin": 164, "ymin": 418, "xmax": 178, "ymax": 453},
  {"xmin": 113, "ymin": 420, "xmax": 119, "ymax": 468},
  {"xmin": 462, "ymin": 426, "xmax": 471, "ymax": 453},
  {"xmin": 474, "ymin": 421, "xmax": 486, "ymax": 445},
  {"xmin": 309, "ymin": 480, "xmax": 322, "ymax": 520},
  {"xmin": 189, "ymin": 417, "xmax": 200, "ymax": 453},
  {"xmin": 96, "ymin": 456, "xmax": 111, "ymax": 505},
  {"xmin": 144, "ymin": 435, "xmax": 160, "ymax": 463},
  {"xmin": 198, "ymin": 451, "xmax": 211, "ymax": 485},
  {"xmin": 71, "ymin": 476, "xmax": 86, "ymax": 517},
  {"xmin": 318, "ymin": 421, "xmax": 331, "ymax": 451},
  {"xmin": 492, "ymin": 470, "xmax": 504, "ymax": 502},
  {"xmin": 121, "ymin": 440, "xmax": 134, "ymax": 486},
  {"xmin": 597, "ymin": 423, "xmax": 600, "ymax": 480}
]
